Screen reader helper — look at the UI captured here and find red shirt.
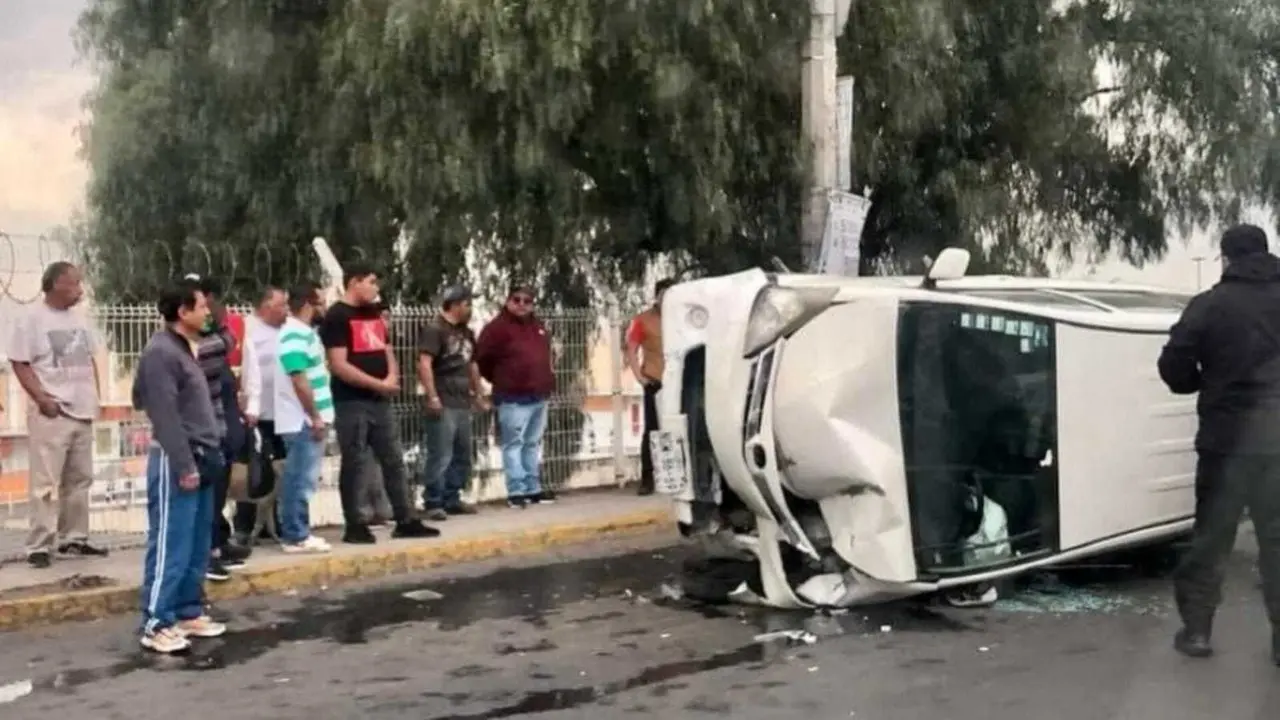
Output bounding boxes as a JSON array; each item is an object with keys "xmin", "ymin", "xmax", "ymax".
[
  {"xmin": 224, "ymin": 311, "xmax": 245, "ymax": 367},
  {"xmin": 626, "ymin": 317, "xmax": 648, "ymax": 345},
  {"xmin": 475, "ymin": 311, "xmax": 555, "ymax": 399}
]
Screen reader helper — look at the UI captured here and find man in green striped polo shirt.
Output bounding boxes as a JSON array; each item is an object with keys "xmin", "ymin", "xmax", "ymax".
[{"xmin": 272, "ymin": 283, "xmax": 335, "ymax": 554}]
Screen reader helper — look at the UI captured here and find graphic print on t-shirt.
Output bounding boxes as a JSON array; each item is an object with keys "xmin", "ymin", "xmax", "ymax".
[
  {"xmin": 445, "ymin": 332, "xmax": 473, "ymax": 362},
  {"xmin": 47, "ymin": 328, "xmax": 93, "ymax": 369},
  {"xmin": 349, "ymin": 318, "xmax": 387, "ymax": 353}
]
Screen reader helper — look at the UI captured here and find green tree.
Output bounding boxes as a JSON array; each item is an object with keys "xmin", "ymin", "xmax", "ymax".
[
  {"xmin": 76, "ymin": 0, "xmax": 806, "ymax": 305},
  {"xmin": 77, "ymin": 0, "xmax": 1280, "ymax": 289},
  {"xmin": 76, "ymin": 0, "xmax": 388, "ymax": 303},
  {"xmin": 846, "ymin": 0, "xmax": 1280, "ymax": 273}
]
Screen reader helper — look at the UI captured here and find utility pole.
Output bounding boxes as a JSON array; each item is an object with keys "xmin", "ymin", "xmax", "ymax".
[
  {"xmin": 1191, "ymin": 256, "xmax": 1205, "ymax": 291},
  {"xmin": 801, "ymin": 0, "xmax": 853, "ymax": 271}
]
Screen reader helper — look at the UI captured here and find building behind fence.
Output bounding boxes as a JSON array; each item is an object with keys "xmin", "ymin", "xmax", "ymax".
[{"xmin": 0, "ymin": 302, "xmax": 648, "ymax": 562}]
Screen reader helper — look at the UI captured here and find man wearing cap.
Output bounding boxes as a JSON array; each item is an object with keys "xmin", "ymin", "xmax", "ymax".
[
  {"xmin": 415, "ymin": 286, "xmax": 484, "ymax": 519},
  {"xmin": 475, "ymin": 284, "xmax": 556, "ymax": 508},
  {"xmin": 1158, "ymin": 222, "xmax": 1280, "ymax": 666}
]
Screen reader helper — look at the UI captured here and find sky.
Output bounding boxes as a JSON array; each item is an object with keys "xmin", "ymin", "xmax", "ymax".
[
  {"xmin": 0, "ymin": 0, "xmax": 91, "ymax": 236},
  {"xmin": 0, "ymin": 1, "xmax": 1256, "ymax": 294}
]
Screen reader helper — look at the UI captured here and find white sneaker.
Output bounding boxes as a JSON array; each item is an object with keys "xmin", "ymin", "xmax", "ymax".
[
  {"xmin": 176, "ymin": 615, "xmax": 227, "ymax": 638},
  {"xmin": 141, "ymin": 627, "xmax": 191, "ymax": 654},
  {"xmin": 282, "ymin": 536, "xmax": 332, "ymax": 554}
]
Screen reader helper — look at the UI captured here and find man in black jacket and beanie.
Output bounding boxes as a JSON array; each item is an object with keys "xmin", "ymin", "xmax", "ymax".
[{"xmin": 1157, "ymin": 223, "xmax": 1280, "ymax": 666}]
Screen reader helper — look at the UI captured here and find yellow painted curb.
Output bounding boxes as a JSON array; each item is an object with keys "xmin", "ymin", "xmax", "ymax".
[{"xmin": 0, "ymin": 507, "xmax": 673, "ymax": 632}]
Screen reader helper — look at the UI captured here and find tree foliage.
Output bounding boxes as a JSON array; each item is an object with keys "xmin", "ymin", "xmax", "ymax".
[
  {"xmin": 77, "ymin": 0, "xmax": 1280, "ymax": 300},
  {"xmin": 77, "ymin": 0, "xmax": 805, "ymax": 305},
  {"xmin": 847, "ymin": 0, "xmax": 1280, "ymax": 273}
]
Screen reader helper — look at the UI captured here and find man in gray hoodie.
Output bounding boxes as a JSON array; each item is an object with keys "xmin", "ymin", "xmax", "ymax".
[{"xmin": 131, "ymin": 279, "xmax": 229, "ymax": 654}]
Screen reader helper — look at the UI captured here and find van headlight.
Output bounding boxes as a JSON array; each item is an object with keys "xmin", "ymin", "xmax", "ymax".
[{"xmin": 742, "ymin": 285, "xmax": 838, "ymax": 357}]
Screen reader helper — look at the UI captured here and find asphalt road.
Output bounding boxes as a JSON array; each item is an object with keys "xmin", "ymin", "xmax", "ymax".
[{"xmin": 0, "ymin": 534, "xmax": 1274, "ymax": 720}]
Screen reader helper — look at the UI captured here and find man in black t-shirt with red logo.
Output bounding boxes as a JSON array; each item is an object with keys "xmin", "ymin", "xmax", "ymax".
[{"xmin": 318, "ymin": 263, "xmax": 438, "ymax": 544}]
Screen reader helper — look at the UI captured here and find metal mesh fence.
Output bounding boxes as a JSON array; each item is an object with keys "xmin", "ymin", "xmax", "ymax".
[{"xmin": 0, "ymin": 302, "xmax": 646, "ymax": 561}]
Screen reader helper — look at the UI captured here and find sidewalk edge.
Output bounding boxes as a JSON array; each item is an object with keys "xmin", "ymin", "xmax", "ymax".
[{"xmin": 0, "ymin": 507, "xmax": 672, "ymax": 632}]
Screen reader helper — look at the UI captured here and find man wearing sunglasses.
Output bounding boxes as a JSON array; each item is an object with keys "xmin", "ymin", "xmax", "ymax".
[{"xmin": 475, "ymin": 285, "xmax": 557, "ymax": 508}]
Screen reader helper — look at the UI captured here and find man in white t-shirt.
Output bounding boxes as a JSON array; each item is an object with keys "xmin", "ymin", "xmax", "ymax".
[
  {"xmin": 233, "ymin": 287, "xmax": 288, "ymax": 543},
  {"xmin": 8, "ymin": 262, "xmax": 105, "ymax": 568}
]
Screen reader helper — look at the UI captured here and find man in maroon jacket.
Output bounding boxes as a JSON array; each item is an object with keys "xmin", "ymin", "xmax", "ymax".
[{"xmin": 475, "ymin": 285, "xmax": 556, "ymax": 508}]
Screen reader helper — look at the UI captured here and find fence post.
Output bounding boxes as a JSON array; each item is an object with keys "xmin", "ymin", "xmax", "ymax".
[{"xmin": 609, "ymin": 311, "xmax": 627, "ymax": 487}]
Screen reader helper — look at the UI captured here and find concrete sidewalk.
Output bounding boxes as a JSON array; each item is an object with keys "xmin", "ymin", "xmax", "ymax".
[{"xmin": 0, "ymin": 491, "xmax": 674, "ymax": 631}]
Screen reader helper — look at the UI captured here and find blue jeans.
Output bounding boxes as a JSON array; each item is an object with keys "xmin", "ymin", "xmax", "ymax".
[
  {"xmin": 422, "ymin": 408, "xmax": 473, "ymax": 510},
  {"xmin": 279, "ymin": 431, "xmax": 323, "ymax": 544},
  {"xmin": 140, "ymin": 447, "xmax": 221, "ymax": 632},
  {"xmin": 497, "ymin": 400, "xmax": 548, "ymax": 499}
]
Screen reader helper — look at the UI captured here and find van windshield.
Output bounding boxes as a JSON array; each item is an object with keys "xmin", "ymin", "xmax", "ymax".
[{"xmin": 896, "ymin": 302, "xmax": 1060, "ymax": 574}]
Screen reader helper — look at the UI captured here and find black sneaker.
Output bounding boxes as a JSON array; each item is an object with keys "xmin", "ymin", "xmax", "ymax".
[
  {"xmin": 343, "ymin": 524, "xmax": 377, "ymax": 545},
  {"xmin": 219, "ymin": 544, "xmax": 251, "ymax": 567},
  {"xmin": 637, "ymin": 486, "xmax": 655, "ymax": 497},
  {"xmin": 1173, "ymin": 628, "xmax": 1214, "ymax": 658},
  {"xmin": 205, "ymin": 560, "xmax": 232, "ymax": 582},
  {"xmin": 508, "ymin": 497, "xmax": 528, "ymax": 509},
  {"xmin": 446, "ymin": 504, "xmax": 478, "ymax": 516},
  {"xmin": 424, "ymin": 507, "xmax": 449, "ymax": 522},
  {"xmin": 58, "ymin": 540, "xmax": 110, "ymax": 557},
  {"xmin": 27, "ymin": 551, "xmax": 51, "ymax": 569},
  {"xmin": 530, "ymin": 492, "xmax": 556, "ymax": 505},
  {"xmin": 392, "ymin": 519, "xmax": 441, "ymax": 539}
]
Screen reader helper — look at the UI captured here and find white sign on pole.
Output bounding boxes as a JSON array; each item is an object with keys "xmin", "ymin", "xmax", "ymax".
[
  {"xmin": 837, "ymin": 76, "xmax": 854, "ymax": 192},
  {"xmin": 817, "ymin": 190, "xmax": 871, "ymax": 276},
  {"xmin": 835, "ymin": 0, "xmax": 854, "ymax": 37}
]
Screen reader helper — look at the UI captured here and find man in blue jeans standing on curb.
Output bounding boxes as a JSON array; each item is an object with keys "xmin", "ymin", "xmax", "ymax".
[
  {"xmin": 273, "ymin": 283, "xmax": 334, "ymax": 554},
  {"xmin": 132, "ymin": 279, "xmax": 228, "ymax": 654},
  {"xmin": 416, "ymin": 286, "xmax": 485, "ymax": 520},
  {"xmin": 475, "ymin": 284, "xmax": 557, "ymax": 508}
]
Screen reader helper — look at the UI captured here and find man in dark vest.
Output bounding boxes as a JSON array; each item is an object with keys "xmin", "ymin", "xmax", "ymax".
[
  {"xmin": 625, "ymin": 279, "xmax": 674, "ymax": 496},
  {"xmin": 184, "ymin": 275, "xmax": 252, "ymax": 581},
  {"xmin": 1157, "ymin": 223, "xmax": 1280, "ymax": 666}
]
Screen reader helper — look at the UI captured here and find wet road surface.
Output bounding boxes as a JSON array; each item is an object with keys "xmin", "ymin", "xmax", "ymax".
[{"xmin": 0, "ymin": 534, "xmax": 1275, "ymax": 719}]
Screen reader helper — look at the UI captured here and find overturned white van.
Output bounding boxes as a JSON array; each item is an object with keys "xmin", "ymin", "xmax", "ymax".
[{"xmin": 653, "ymin": 249, "xmax": 1197, "ymax": 608}]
